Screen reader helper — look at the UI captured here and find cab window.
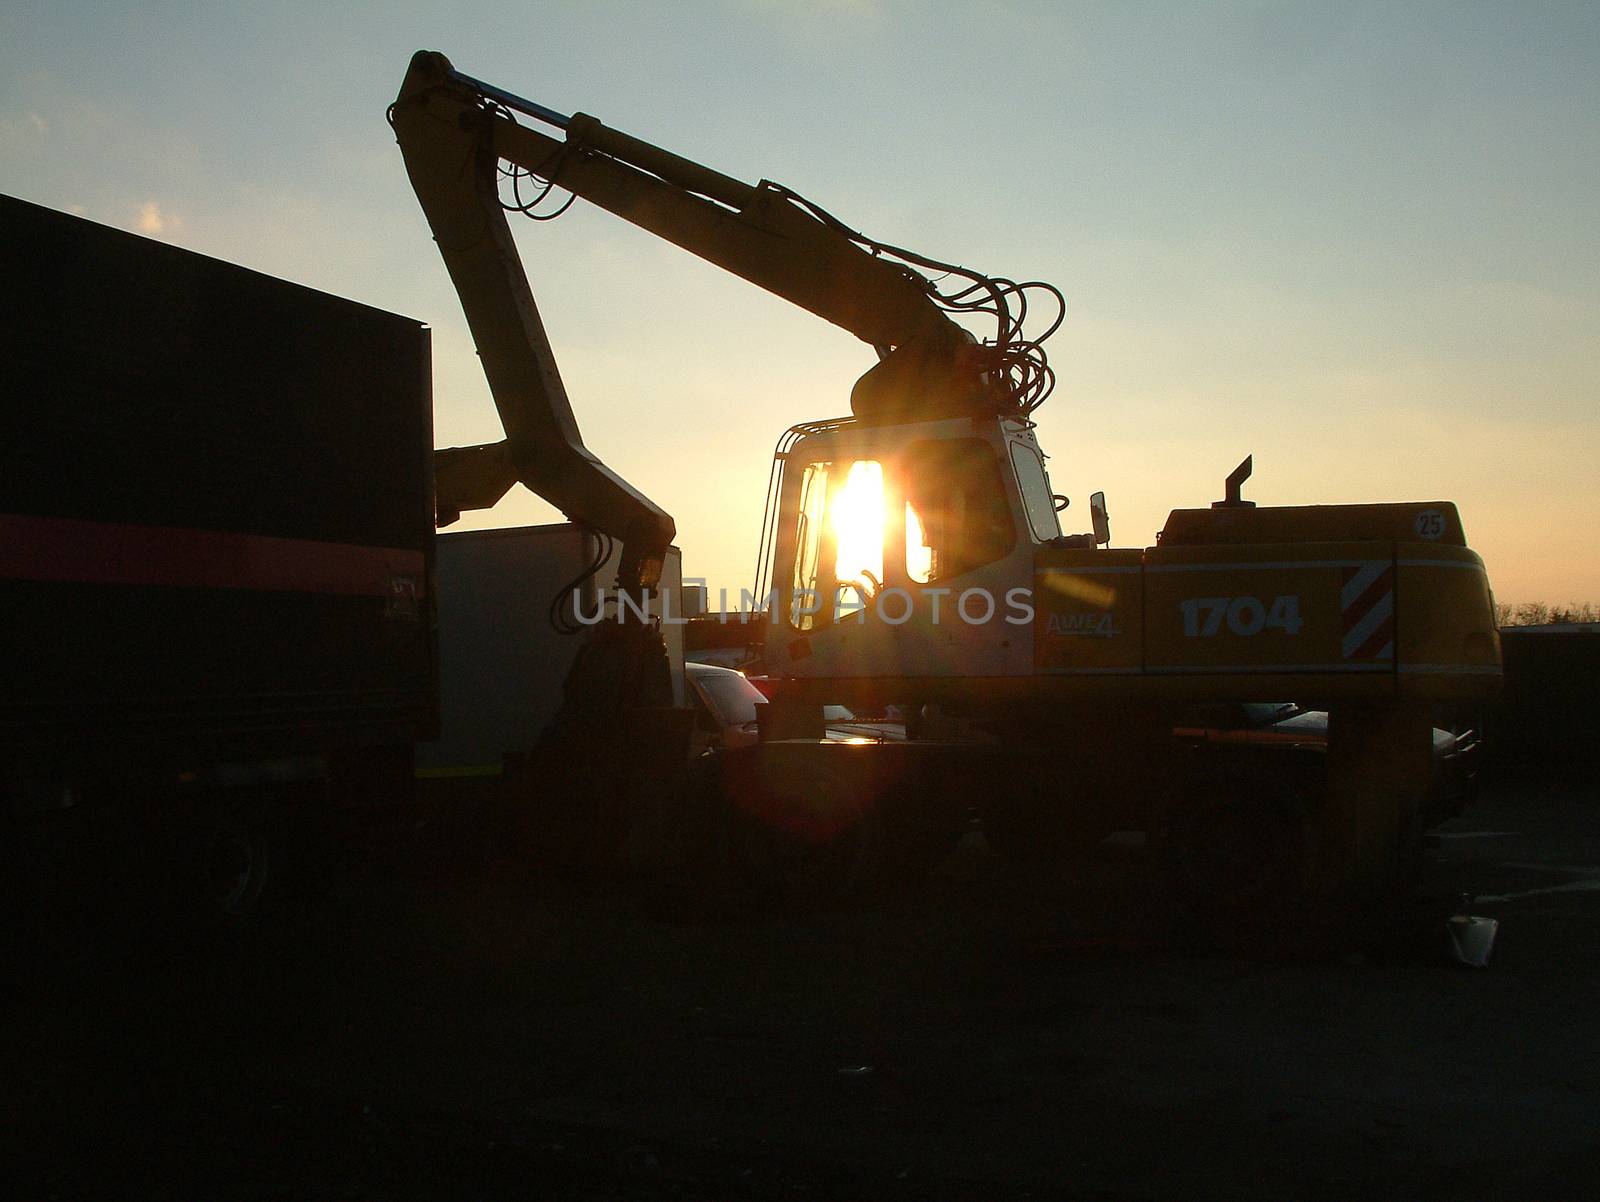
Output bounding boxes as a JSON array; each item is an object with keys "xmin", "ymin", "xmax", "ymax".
[
  {"xmin": 904, "ymin": 439, "xmax": 1015, "ymax": 583},
  {"xmin": 788, "ymin": 457, "xmax": 886, "ymax": 630},
  {"xmin": 789, "ymin": 461, "xmax": 831, "ymax": 630},
  {"xmin": 1010, "ymin": 441, "xmax": 1061, "ymax": 542}
]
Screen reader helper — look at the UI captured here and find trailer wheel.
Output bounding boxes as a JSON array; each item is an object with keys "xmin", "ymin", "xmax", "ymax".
[{"xmin": 171, "ymin": 796, "xmax": 283, "ymax": 928}]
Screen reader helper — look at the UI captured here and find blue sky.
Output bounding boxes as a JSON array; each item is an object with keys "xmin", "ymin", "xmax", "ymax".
[{"xmin": 4, "ymin": 1, "xmax": 1596, "ymax": 600}]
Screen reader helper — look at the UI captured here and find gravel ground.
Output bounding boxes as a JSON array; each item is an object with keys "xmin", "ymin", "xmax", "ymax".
[{"xmin": 6, "ymin": 770, "xmax": 1600, "ymax": 1199}]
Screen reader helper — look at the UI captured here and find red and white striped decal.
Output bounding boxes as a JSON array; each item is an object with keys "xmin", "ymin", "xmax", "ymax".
[
  {"xmin": 1340, "ymin": 561, "xmax": 1394, "ymax": 661},
  {"xmin": 0, "ymin": 512, "xmax": 425, "ymax": 600}
]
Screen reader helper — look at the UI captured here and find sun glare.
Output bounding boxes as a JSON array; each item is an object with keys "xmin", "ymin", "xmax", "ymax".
[
  {"xmin": 831, "ymin": 460, "xmax": 884, "ymax": 590},
  {"xmin": 905, "ymin": 502, "xmax": 932, "ymax": 583}
]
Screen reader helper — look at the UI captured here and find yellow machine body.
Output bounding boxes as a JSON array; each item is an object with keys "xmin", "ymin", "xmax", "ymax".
[
  {"xmin": 1035, "ymin": 533, "xmax": 1499, "ymax": 701},
  {"xmin": 759, "ymin": 419, "xmax": 1500, "ymax": 706}
]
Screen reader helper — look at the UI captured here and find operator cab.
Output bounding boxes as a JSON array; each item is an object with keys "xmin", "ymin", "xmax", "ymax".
[{"xmin": 759, "ymin": 416, "xmax": 1068, "ymax": 685}]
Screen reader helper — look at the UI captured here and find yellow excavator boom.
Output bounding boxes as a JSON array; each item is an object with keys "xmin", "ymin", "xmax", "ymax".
[{"xmin": 390, "ymin": 50, "xmax": 1019, "ymax": 587}]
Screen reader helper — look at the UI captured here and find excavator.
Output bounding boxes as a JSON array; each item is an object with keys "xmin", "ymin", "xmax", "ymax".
[{"xmin": 390, "ymin": 52, "xmax": 1501, "ymax": 926}]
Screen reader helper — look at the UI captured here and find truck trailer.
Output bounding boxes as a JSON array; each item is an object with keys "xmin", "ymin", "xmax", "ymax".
[
  {"xmin": 1, "ymin": 193, "xmax": 439, "ymax": 921},
  {"xmin": 2, "ymin": 194, "xmax": 692, "ymax": 929}
]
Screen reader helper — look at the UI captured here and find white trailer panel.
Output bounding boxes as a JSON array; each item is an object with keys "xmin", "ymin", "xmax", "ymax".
[{"xmin": 417, "ymin": 524, "xmax": 684, "ymax": 776}]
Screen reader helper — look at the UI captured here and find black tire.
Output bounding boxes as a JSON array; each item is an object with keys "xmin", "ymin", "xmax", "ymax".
[
  {"xmin": 178, "ymin": 795, "xmax": 283, "ymax": 929},
  {"xmin": 877, "ymin": 807, "xmax": 966, "ymax": 886},
  {"xmin": 727, "ymin": 759, "xmax": 883, "ymax": 911},
  {"xmin": 983, "ymin": 781, "xmax": 1107, "ymax": 863},
  {"xmin": 1161, "ymin": 770, "xmax": 1314, "ymax": 952}
]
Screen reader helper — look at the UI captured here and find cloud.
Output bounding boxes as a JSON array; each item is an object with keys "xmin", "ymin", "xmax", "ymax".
[
  {"xmin": 135, "ymin": 200, "xmax": 183, "ymax": 236},
  {"xmin": 0, "ymin": 81, "xmax": 201, "ymax": 245},
  {"xmin": 0, "ymin": 107, "xmax": 50, "ymax": 149}
]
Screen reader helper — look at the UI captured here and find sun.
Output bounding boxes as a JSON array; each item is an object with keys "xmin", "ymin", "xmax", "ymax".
[{"xmin": 830, "ymin": 459, "xmax": 884, "ymax": 592}]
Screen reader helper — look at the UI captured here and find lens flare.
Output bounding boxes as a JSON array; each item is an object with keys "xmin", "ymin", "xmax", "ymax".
[{"xmin": 905, "ymin": 502, "xmax": 932, "ymax": 583}]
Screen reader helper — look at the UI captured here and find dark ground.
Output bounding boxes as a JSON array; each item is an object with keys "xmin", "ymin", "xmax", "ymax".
[{"xmin": 6, "ymin": 772, "xmax": 1600, "ymax": 1200}]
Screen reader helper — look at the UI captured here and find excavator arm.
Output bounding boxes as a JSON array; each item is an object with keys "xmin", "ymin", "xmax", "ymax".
[
  {"xmin": 392, "ymin": 54, "xmax": 674, "ymax": 590},
  {"xmin": 390, "ymin": 50, "xmax": 1009, "ymax": 588}
]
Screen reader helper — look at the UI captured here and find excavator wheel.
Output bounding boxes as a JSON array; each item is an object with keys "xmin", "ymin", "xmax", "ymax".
[
  {"xmin": 874, "ymin": 802, "xmax": 967, "ymax": 887},
  {"xmin": 722, "ymin": 753, "xmax": 885, "ymax": 911},
  {"xmin": 1314, "ymin": 704, "xmax": 1434, "ymax": 909},
  {"xmin": 982, "ymin": 778, "xmax": 1112, "ymax": 863},
  {"xmin": 1159, "ymin": 766, "xmax": 1317, "ymax": 954}
]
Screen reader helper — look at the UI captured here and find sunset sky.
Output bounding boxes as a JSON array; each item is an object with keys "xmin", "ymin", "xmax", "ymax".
[{"xmin": 3, "ymin": 1, "xmax": 1596, "ymax": 604}]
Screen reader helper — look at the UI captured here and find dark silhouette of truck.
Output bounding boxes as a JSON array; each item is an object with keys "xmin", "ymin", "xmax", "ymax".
[{"xmin": 2, "ymin": 194, "xmax": 437, "ymax": 923}]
